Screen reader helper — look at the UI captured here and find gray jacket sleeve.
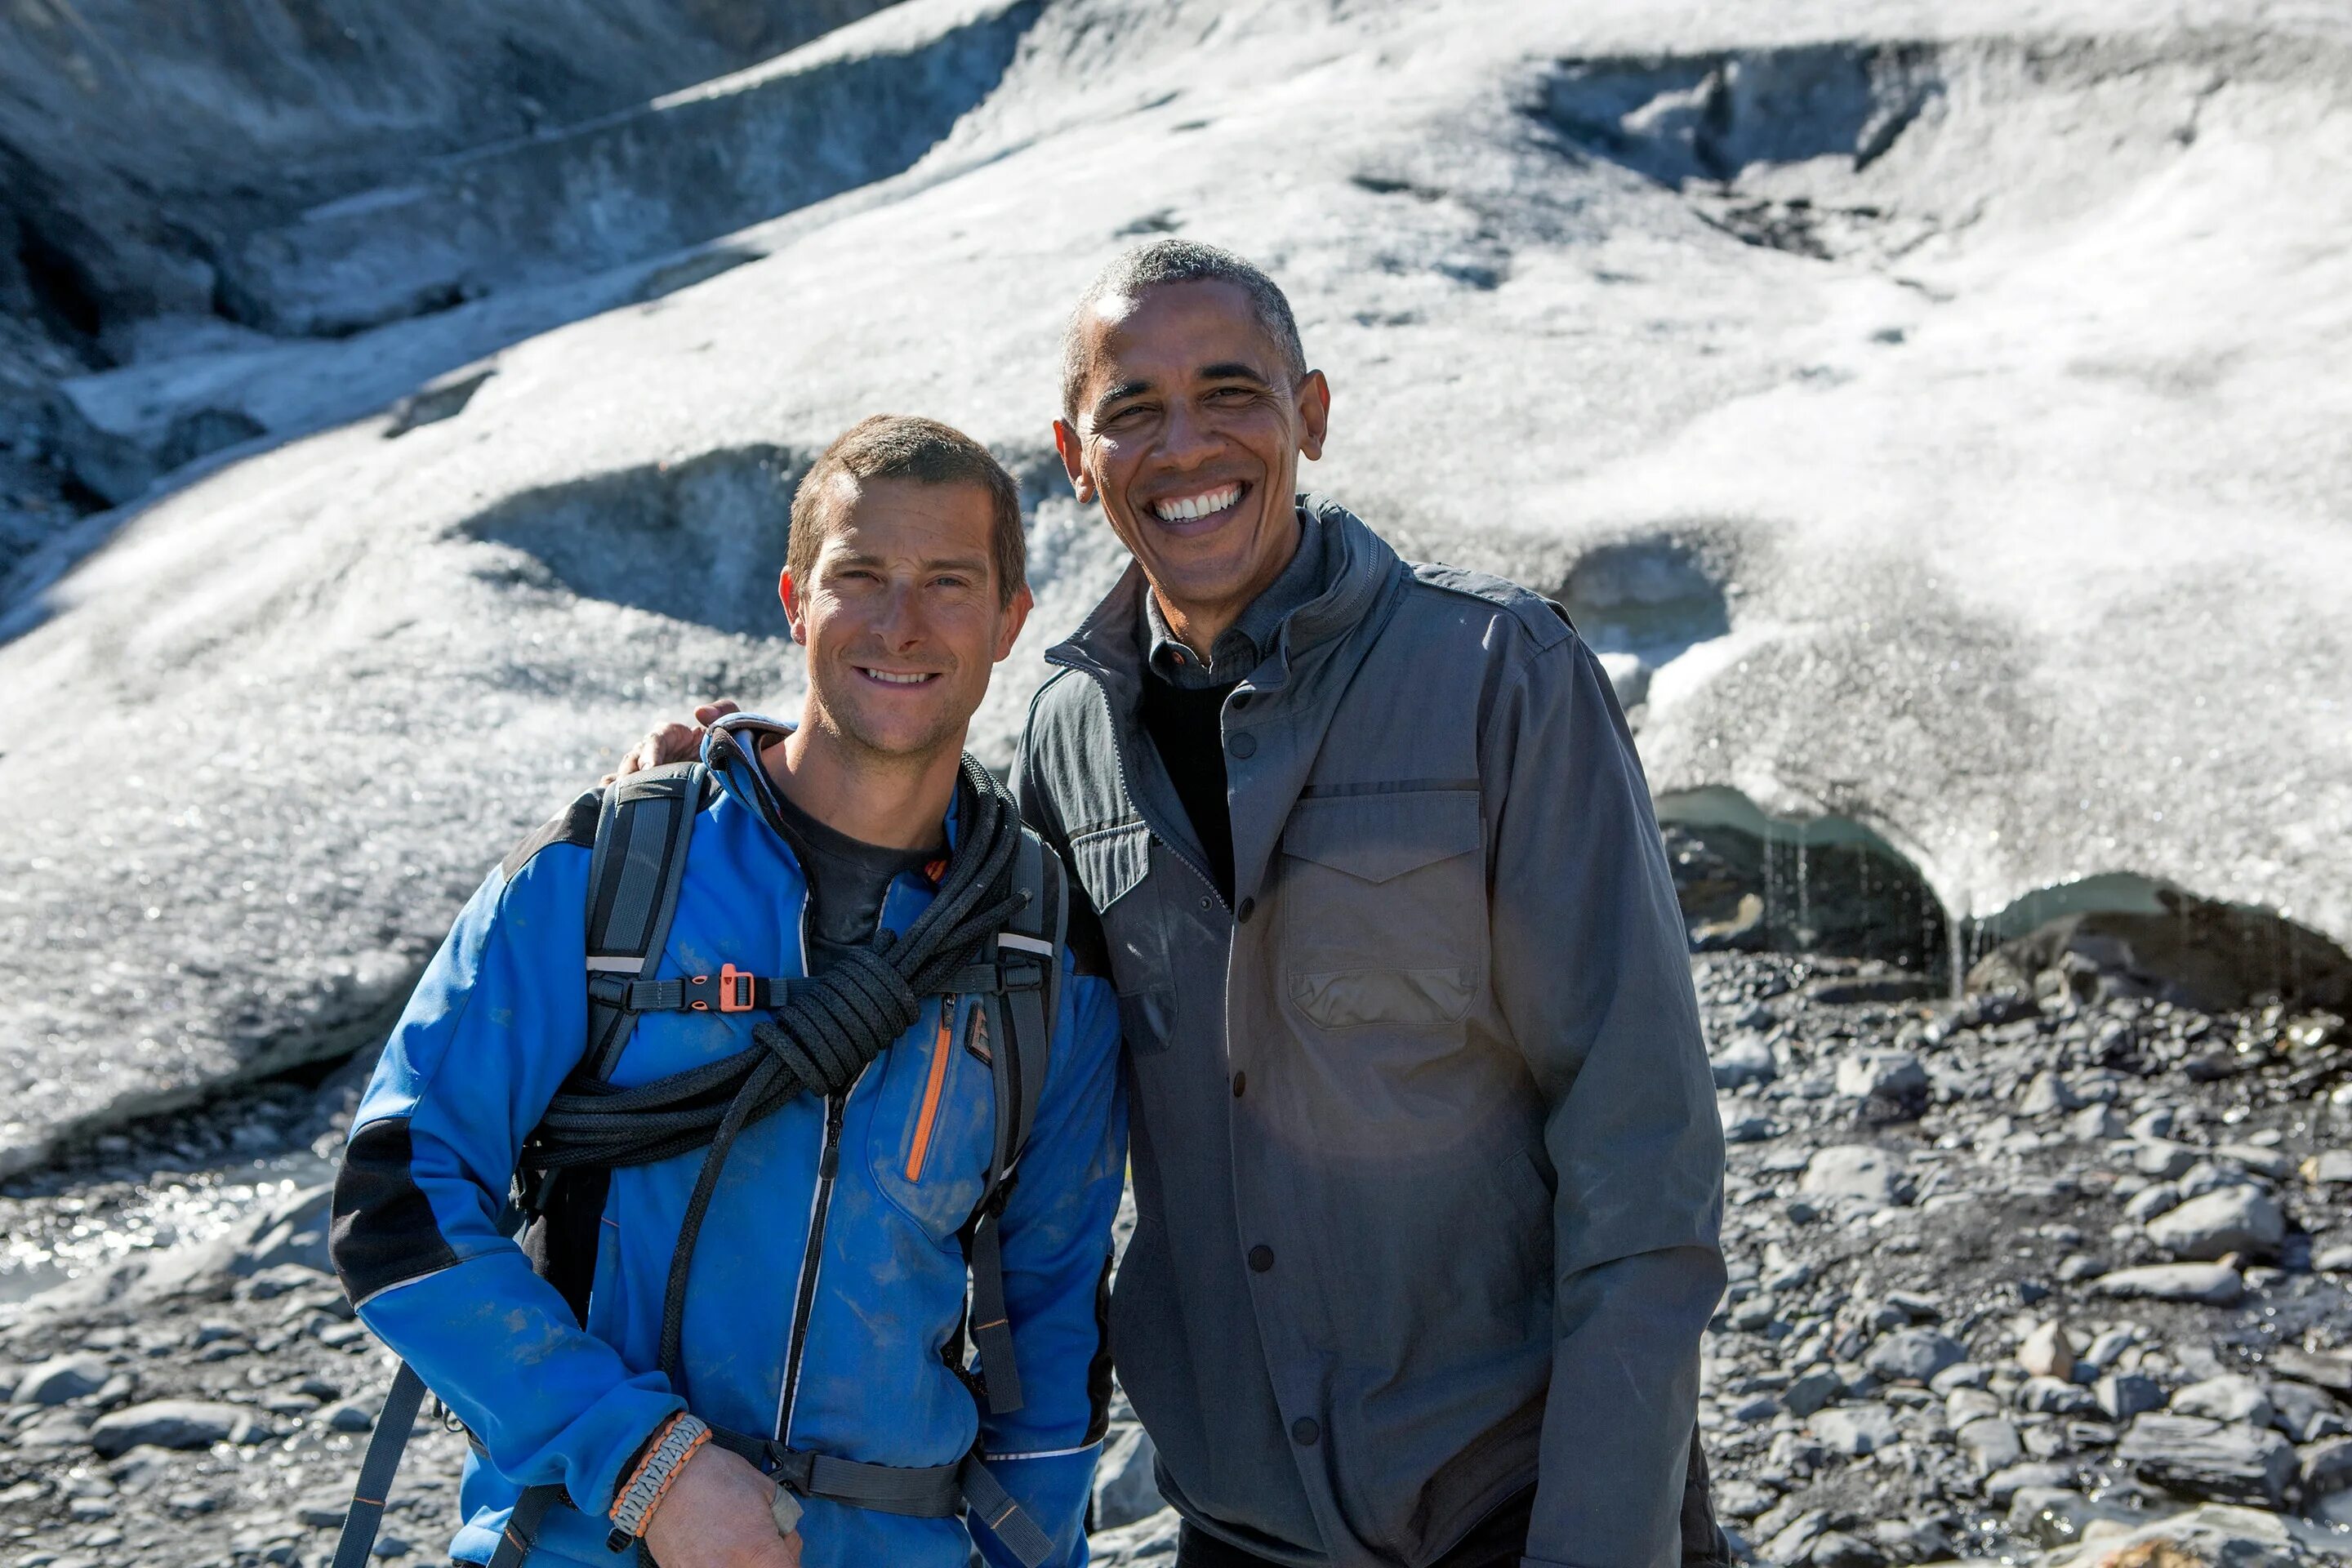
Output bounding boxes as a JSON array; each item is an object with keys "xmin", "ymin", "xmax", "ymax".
[{"xmin": 1485, "ymin": 632, "xmax": 1727, "ymax": 1568}]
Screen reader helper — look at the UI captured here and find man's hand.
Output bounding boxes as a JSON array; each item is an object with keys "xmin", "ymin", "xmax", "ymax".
[
  {"xmin": 640, "ymin": 1441, "xmax": 803, "ymax": 1568},
  {"xmin": 604, "ymin": 700, "xmax": 742, "ymax": 783}
]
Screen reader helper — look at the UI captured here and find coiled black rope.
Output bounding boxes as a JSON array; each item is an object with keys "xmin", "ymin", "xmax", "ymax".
[{"xmin": 517, "ymin": 752, "xmax": 1029, "ymax": 1381}]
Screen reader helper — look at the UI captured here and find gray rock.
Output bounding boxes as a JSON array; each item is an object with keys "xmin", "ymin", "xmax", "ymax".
[
  {"xmin": 2019, "ymin": 1375, "xmax": 2098, "ymax": 1415},
  {"xmin": 2096, "ymin": 1373, "xmax": 2166, "ymax": 1422},
  {"xmin": 2301, "ymin": 1435, "xmax": 2352, "ymax": 1495},
  {"xmin": 1089, "ymin": 1506, "xmax": 1179, "ymax": 1567},
  {"xmin": 1093, "ymin": 1424, "xmax": 1165, "ymax": 1532},
  {"xmin": 2125, "ymin": 1183, "xmax": 2183, "ymax": 1223},
  {"xmin": 1712, "ymin": 1034, "xmax": 1778, "ymax": 1090},
  {"xmin": 1958, "ymin": 1417, "xmax": 2025, "ymax": 1474},
  {"xmin": 2170, "ymin": 1374, "xmax": 2272, "ymax": 1428},
  {"xmin": 88, "ymin": 1401, "xmax": 260, "ymax": 1459},
  {"xmin": 2082, "ymin": 1327, "xmax": 2137, "ymax": 1370},
  {"xmin": 2134, "ymin": 1141, "xmax": 2199, "ymax": 1180},
  {"xmin": 2305, "ymin": 1151, "xmax": 2352, "ymax": 1186},
  {"xmin": 2069, "ymin": 1103, "xmax": 2127, "ymax": 1142},
  {"xmin": 2093, "ymin": 1263, "xmax": 2245, "ymax": 1304},
  {"xmin": 1835, "ymin": 1051, "xmax": 1927, "ymax": 1104},
  {"xmin": 1946, "ymin": 1388, "xmax": 2001, "ymax": 1425},
  {"xmin": 1983, "ymin": 1461, "xmax": 2074, "ymax": 1505},
  {"xmin": 1869, "ymin": 1520, "xmax": 1955, "ymax": 1565},
  {"xmin": 13, "ymin": 1354, "xmax": 109, "ymax": 1406},
  {"xmin": 1863, "ymin": 1328, "xmax": 1964, "ymax": 1386},
  {"xmin": 2272, "ymin": 1348, "xmax": 2352, "ymax": 1392},
  {"xmin": 2269, "ymin": 1382, "xmax": 2349, "ymax": 1443},
  {"xmin": 2018, "ymin": 1071, "xmax": 2080, "ymax": 1117},
  {"xmin": 1762, "ymin": 1508, "xmax": 1830, "ymax": 1565},
  {"xmin": 1931, "ymin": 1362, "xmax": 1992, "ymax": 1395},
  {"xmin": 1783, "ymin": 1368, "xmax": 1842, "ymax": 1419},
  {"xmin": 2144, "ymin": 1187, "xmax": 2285, "ymax": 1261},
  {"xmin": 2116, "ymin": 1413, "xmax": 2296, "ymax": 1507},
  {"xmin": 1809, "ymin": 1531, "xmax": 1884, "ymax": 1568},
  {"xmin": 1808, "ymin": 1403, "xmax": 1900, "ymax": 1457},
  {"xmin": 2215, "ymin": 1142, "xmax": 2296, "ymax": 1181},
  {"xmin": 320, "ymin": 1397, "xmax": 376, "ymax": 1433},
  {"xmin": 1800, "ymin": 1147, "xmax": 1909, "ymax": 1210}
]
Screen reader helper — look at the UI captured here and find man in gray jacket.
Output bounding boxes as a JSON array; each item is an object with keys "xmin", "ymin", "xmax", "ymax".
[{"xmin": 625, "ymin": 242, "xmax": 1725, "ymax": 1568}]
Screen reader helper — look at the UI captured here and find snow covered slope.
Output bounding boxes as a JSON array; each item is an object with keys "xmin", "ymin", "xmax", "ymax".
[{"xmin": 0, "ymin": 0, "xmax": 2346, "ymax": 1170}]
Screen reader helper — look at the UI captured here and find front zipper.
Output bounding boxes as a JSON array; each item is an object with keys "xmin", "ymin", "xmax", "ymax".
[{"xmin": 776, "ymin": 1087, "xmax": 848, "ymax": 1438}]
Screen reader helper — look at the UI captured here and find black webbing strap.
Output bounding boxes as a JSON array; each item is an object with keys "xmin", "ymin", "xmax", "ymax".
[
  {"xmin": 965, "ymin": 835, "xmax": 1067, "ymax": 1418},
  {"xmin": 483, "ymin": 1484, "xmax": 564, "ymax": 1568},
  {"xmin": 705, "ymin": 1426, "xmax": 1054, "ymax": 1568},
  {"xmin": 960, "ymin": 1452, "xmax": 1058, "ymax": 1568},
  {"xmin": 328, "ymin": 1361, "xmax": 430, "ymax": 1568},
  {"xmin": 590, "ymin": 961, "xmax": 1012, "ymax": 1017}
]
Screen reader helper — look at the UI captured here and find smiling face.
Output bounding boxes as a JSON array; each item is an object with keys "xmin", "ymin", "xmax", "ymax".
[
  {"xmin": 1054, "ymin": 278, "xmax": 1330, "ymax": 642},
  {"xmin": 782, "ymin": 474, "xmax": 1031, "ymax": 768}
]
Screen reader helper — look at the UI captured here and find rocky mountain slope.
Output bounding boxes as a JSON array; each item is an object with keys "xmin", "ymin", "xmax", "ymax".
[{"xmin": 7, "ymin": 960, "xmax": 2352, "ymax": 1567}]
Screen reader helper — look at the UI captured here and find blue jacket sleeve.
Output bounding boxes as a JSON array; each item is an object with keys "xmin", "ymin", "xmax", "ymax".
[
  {"xmin": 969, "ymin": 955, "xmax": 1128, "ymax": 1568},
  {"xmin": 330, "ymin": 844, "xmax": 681, "ymax": 1521}
]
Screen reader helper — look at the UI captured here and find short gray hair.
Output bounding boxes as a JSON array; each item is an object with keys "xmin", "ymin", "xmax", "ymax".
[{"xmin": 1059, "ymin": 239, "xmax": 1307, "ymax": 422}]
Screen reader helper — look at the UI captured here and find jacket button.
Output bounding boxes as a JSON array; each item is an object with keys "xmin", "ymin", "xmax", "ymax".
[
  {"xmin": 1291, "ymin": 1418, "xmax": 1320, "ymax": 1446},
  {"xmin": 1227, "ymin": 732, "xmax": 1258, "ymax": 759},
  {"xmin": 1249, "ymin": 1245, "xmax": 1274, "ymax": 1272},
  {"xmin": 1236, "ymin": 898, "xmax": 1256, "ymax": 923},
  {"xmin": 1232, "ymin": 1071, "xmax": 1246, "ymax": 1098}
]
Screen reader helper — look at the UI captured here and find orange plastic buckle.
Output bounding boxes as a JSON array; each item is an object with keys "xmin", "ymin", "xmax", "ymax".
[{"xmin": 719, "ymin": 963, "xmax": 754, "ymax": 1013}]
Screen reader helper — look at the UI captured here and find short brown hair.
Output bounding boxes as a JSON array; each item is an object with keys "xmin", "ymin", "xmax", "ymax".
[{"xmin": 787, "ymin": 415, "xmax": 1026, "ymax": 604}]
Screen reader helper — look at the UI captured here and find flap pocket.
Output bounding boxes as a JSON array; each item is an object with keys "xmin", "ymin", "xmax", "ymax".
[
  {"xmin": 1069, "ymin": 818, "xmax": 1153, "ymax": 912},
  {"xmin": 1281, "ymin": 790, "xmax": 1481, "ymax": 884}
]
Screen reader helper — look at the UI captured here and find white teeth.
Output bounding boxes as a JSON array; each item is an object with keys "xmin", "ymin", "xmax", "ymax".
[
  {"xmin": 1152, "ymin": 483, "xmax": 1241, "ymax": 522},
  {"xmin": 863, "ymin": 669, "xmax": 932, "ymax": 685}
]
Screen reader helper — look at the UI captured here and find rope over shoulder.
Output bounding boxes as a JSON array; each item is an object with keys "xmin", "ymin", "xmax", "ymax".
[{"xmin": 518, "ymin": 752, "xmax": 1032, "ymax": 1382}]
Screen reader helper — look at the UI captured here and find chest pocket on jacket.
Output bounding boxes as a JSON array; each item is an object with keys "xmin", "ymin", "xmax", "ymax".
[
  {"xmin": 1277, "ymin": 789, "xmax": 1487, "ymax": 1029},
  {"xmin": 1071, "ymin": 818, "xmax": 1177, "ymax": 1056},
  {"xmin": 868, "ymin": 997, "xmax": 993, "ymax": 1245}
]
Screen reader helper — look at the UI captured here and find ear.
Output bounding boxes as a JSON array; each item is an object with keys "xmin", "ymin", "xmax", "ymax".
[
  {"xmin": 1295, "ymin": 369, "xmax": 1332, "ymax": 463},
  {"xmin": 992, "ymin": 581, "xmax": 1035, "ymax": 663},
  {"xmin": 1052, "ymin": 418, "xmax": 1097, "ymax": 504},
  {"xmin": 779, "ymin": 568, "xmax": 809, "ymax": 645}
]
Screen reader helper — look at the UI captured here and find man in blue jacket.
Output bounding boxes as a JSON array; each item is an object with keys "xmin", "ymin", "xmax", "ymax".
[{"xmin": 331, "ymin": 415, "xmax": 1127, "ymax": 1568}]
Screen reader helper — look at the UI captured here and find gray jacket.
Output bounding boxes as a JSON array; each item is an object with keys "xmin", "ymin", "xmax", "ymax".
[{"xmin": 1017, "ymin": 500, "xmax": 1726, "ymax": 1568}]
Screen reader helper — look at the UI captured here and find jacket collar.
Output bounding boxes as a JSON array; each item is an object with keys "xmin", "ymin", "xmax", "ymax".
[
  {"xmin": 1046, "ymin": 497, "xmax": 1411, "ymax": 906},
  {"xmin": 1046, "ymin": 494, "xmax": 1401, "ymax": 708}
]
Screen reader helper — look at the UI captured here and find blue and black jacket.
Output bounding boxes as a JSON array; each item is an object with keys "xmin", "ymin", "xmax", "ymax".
[{"xmin": 331, "ymin": 728, "xmax": 1127, "ymax": 1566}]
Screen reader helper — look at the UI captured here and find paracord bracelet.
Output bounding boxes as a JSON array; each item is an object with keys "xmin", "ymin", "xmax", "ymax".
[{"xmin": 606, "ymin": 1411, "xmax": 711, "ymax": 1552}]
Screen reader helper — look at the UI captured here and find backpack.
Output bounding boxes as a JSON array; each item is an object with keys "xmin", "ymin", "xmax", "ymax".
[{"xmin": 334, "ymin": 757, "xmax": 1066, "ymax": 1568}]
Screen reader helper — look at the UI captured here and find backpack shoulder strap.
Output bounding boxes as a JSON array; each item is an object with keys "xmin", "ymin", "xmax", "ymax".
[
  {"xmin": 965, "ymin": 826, "xmax": 1067, "ymax": 1418},
  {"xmin": 497, "ymin": 761, "xmax": 711, "ymax": 1565},
  {"xmin": 582, "ymin": 760, "xmax": 711, "ymax": 1080}
]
